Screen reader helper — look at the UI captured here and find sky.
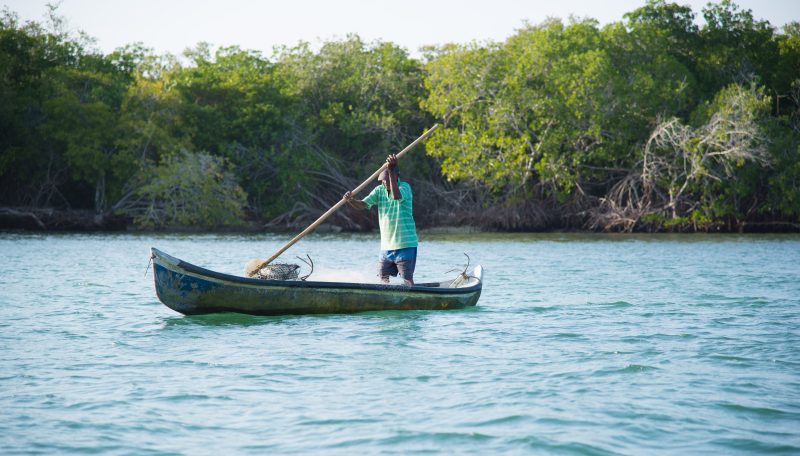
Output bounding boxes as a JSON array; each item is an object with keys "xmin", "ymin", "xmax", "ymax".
[{"xmin": 2, "ymin": 0, "xmax": 798, "ymax": 58}]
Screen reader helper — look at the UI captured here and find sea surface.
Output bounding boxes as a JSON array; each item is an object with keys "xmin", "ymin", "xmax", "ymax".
[{"xmin": 1, "ymin": 232, "xmax": 799, "ymax": 455}]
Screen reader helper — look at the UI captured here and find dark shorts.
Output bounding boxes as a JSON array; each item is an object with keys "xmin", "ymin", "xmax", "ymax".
[{"xmin": 379, "ymin": 247, "xmax": 417, "ymax": 282}]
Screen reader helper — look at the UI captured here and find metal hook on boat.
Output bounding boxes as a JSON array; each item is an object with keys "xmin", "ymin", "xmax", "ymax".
[
  {"xmin": 145, "ymin": 254, "xmax": 154, "ymax": 278},
  {"xmin": 297, "ymin": 254, "xmax": 314, "ymax": 281}
]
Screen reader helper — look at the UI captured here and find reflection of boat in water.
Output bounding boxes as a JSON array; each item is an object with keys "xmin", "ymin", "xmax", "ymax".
[{"xmin": 151, "ymin": 248, "xmax": 483, "ymax": 316}]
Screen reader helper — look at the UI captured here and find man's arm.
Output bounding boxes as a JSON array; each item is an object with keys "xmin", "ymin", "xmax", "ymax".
[
  {"xmin": 343, "ymin": 191, "xmax": 368, "ymax": 210},
  {"xmin": 386, "ymin": 154, "xmax": 401, "ymax": 200}
]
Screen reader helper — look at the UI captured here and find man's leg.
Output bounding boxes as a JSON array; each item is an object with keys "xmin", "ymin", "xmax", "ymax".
[
  {"xmin": 379, "ymin": 254, "xmax": 398, "ymax": 283},
  {"xmin": 396, "ymin": 258, "xmax": 416, "ymax": 286}
]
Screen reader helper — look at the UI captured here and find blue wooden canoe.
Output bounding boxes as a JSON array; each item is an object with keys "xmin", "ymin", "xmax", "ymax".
[{"xmin": 151, "ymin": 248, "xmax": 483, "ymax": 316}]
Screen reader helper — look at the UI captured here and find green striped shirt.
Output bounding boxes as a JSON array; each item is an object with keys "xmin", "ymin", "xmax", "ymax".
[{"xmin": 362, "ymin": 180, "xmax": 418, "ymax": 250}]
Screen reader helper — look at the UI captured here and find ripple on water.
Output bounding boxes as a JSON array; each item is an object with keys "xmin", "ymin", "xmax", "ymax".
[{"xmin": 716, "ymin": 402, "xmax": 799, "ymax": 420}]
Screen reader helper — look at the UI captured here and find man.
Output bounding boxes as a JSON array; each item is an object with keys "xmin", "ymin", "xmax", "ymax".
[{"xmin": 344, "ymin": 154, "xmax": 418, "ymax": 285}]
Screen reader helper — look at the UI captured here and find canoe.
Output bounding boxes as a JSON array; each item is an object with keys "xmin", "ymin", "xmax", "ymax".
[{"xmin": 151, "ymin": 248, "xmax": 483, "ymax": 316}]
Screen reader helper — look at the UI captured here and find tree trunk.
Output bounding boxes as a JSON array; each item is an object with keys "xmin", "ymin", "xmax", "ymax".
[{"xmin": 94, "ymin": 173, "xmax": 106, "ymax": 215}]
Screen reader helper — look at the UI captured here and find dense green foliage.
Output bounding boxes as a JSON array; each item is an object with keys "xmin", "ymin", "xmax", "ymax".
[
  {"xmin": 1, "ymin": 1, "xmax": 798, "ymax": 231},
  {"xmin": 423, "ymin": 1, "xmax": 799, "ymax": 230},
  {"xmin": 128, "ymin": 150, "xmax": 247, "ymax": 227}
]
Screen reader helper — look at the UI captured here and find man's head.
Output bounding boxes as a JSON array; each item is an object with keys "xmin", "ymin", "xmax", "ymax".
[{"xmin": 378, "ymin": 167, "xmax": 399, "ymax": 183}]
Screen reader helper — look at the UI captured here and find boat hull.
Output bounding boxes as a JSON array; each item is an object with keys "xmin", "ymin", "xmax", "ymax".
[{"xmin": 151, "ymin": 248, "xmax": 482, "ymax": 316}]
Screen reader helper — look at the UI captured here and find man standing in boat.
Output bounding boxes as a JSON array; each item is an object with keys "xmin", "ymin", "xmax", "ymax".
[{"xmin": 344, "ymin": 154, "xmax": 418, "ymax": 286}]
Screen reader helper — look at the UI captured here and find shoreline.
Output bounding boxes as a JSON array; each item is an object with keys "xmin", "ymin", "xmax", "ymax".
[{"xmin": 1, "ymin": 207, "xmax": 798, "ymax": 234}]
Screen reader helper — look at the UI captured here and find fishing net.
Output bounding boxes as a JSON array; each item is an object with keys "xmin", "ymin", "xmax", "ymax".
[
  {"xmin": 247, "ymin": 255, "xmax": 314, "ymax": 281},
  {"xmin": 254, "ymin": 263, "xmax": 300, "ymax": 280}
]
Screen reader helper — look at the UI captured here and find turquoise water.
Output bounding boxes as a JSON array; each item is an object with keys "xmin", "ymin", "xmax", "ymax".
[{"xmin": 1, "ymin": 232, "xmax": 799, "ymax": 454}]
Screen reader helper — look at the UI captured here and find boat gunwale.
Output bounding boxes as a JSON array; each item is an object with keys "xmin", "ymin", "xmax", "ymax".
[{"xmin": 151, "ymin": 248, "xmax": 482, "ymax": 295}]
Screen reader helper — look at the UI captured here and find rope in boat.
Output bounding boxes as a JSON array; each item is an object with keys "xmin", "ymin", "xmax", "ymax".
[{"xmin": 446, "ymin": 253, "xmax": 478, "ymax": 288}]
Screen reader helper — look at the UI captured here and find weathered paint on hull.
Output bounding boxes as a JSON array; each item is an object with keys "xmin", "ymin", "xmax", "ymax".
[{"xmin": 151, "ymin": 248, "xmax": 482, "ymax": 316}]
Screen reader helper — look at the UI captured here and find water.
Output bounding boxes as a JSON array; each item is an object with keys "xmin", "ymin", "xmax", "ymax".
[{"xmin": 1, "ymin": 232, "xmax": 799, "ymax": 454}]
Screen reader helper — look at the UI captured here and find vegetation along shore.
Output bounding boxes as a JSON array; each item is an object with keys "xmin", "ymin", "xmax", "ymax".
[{"xmin": 1, "ymin": 1, "xmax": 798, "ymax": 233}]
